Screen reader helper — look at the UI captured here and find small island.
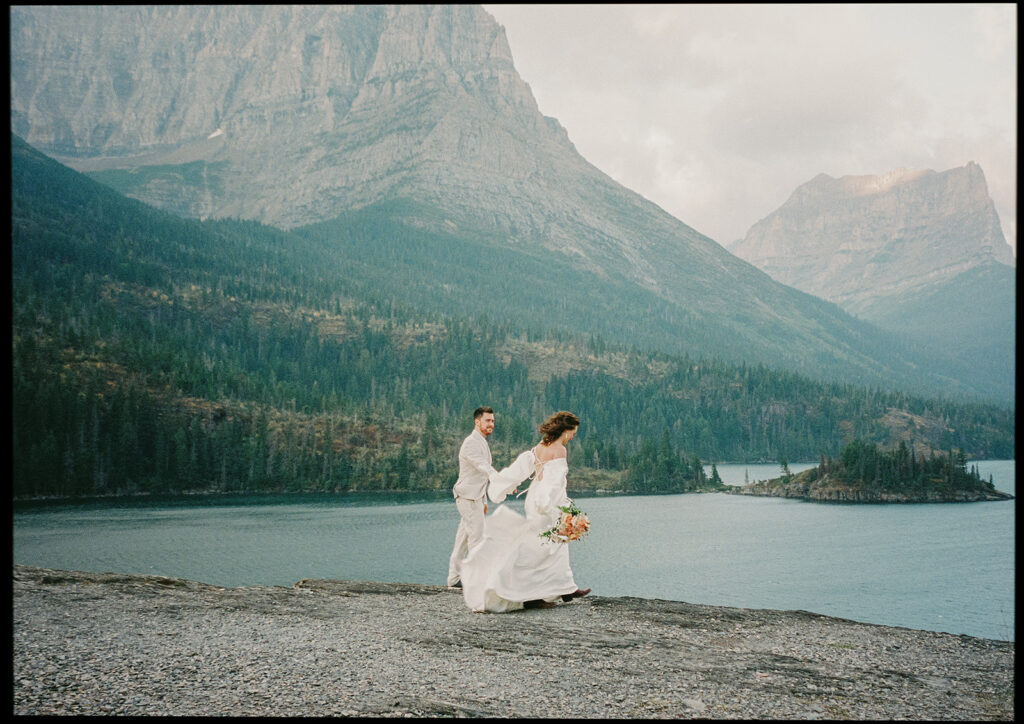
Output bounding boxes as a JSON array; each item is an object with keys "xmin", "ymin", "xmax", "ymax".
[{"xmin": 729, "ymin": 440, "xmax": 1014, "ymax": 503}]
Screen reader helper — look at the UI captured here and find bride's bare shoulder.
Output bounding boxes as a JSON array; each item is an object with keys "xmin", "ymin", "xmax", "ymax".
[
  {"xmin": 548, "ymin": 442, "xmax": 567, "ymax": 459},
  {"xmin": 535, "ymin": 441, "xmax": 567, "ymax": 462}
]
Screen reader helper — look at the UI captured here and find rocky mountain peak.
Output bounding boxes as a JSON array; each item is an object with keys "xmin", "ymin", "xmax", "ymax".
[
  {"xmin": 838, "ymin": 167, "xmax": 933, "ymax": 197},
  {"xmin": 354, "ymin": 5, "xmax": 536, "ymax": 113},
  {"xmin": 9, "ymin": 3, "xmax": 688, "ymax": 289},
  {"xmin": 729, "ymin": 163, "xmax": 1014, "ymax": 314},
  {"xmin": 11, "ymin": 6, "xmax": 530, "ymax": 149},
  {"xmin": 9, "ymin": 4, "xmax": 565, "ymax": 230}
]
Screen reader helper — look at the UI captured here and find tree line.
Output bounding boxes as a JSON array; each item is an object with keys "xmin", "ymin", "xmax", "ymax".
[
  {"xmin": 11, "ymin": 134, "xmax": 1015, "ymax": 499},
  {"xmin": 808, "ymin": 439, "xmax": 999, "ymax": 496}
]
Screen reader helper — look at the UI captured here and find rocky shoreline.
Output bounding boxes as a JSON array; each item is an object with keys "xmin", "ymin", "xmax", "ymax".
[
  {"xmin": 727, "ymin": 478, "xmax": 1014, "ymax": 504},
  {"xmin": 13, "ymin": 565, "xmax": 1013, "ymax": 719}
]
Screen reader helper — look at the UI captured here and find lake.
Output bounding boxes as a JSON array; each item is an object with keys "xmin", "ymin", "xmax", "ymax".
[{"xmin": 12, "ymin": 461, "xmax": 1015, "ymax": 642}]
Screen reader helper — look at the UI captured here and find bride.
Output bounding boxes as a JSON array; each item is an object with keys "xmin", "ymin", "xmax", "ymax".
[{"xmin": 459, "ymin": 411, "xmax": 591, "ymax": 612}]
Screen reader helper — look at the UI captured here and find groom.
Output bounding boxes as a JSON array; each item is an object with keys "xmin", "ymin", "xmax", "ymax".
[{"xmin": 446, "ymin": 406, "xmax": 497, "ymax": 588}]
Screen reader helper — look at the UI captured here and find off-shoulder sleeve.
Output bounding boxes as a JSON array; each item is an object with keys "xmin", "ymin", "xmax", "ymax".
[
  {"xmin": 487, "ymin": 450, "xmax": 535, "ymax": 503},
  {"xmin": 528, "ymin": 459, "xmax": 568, "ymax": 518}
]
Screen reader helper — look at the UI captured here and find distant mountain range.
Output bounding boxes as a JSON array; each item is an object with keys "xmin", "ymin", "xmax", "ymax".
[
  {"xmin": 729, "ymin": 164, "xmax": 1015, "ymax": 402},
  {"xmin": 8, "ymin": 4, "xmax": 1009, "ymax": 403},
  {"xmin": 12, "ymin": 132, "xmax": 1014, "ymax": 502}
]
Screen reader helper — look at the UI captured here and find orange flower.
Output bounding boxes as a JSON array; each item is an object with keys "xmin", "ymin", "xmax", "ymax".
[{"xmin": 540, "ymin": 501, "xmax": 590, "ymax": 543}]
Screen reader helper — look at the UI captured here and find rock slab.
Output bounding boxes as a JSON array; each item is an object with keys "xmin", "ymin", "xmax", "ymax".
[{"xmin": 13, "ymin": 565, "xmax": 1013, "ymax": 719}]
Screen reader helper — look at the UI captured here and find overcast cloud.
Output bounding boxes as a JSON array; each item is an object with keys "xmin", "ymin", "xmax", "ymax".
[{"xmin": 484, "ymin": 4, "xmax": 1017, "ymax": 256}]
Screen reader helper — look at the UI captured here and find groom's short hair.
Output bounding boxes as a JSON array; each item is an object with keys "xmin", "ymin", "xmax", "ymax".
[{"xmin": 473, "ymin": 406, "xmax": 494, "ymax": 420}]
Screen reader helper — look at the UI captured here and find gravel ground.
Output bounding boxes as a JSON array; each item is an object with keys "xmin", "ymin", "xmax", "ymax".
[{"xmin": 13, "ymin": 565, "xmax": 1014, "ymax": 719}]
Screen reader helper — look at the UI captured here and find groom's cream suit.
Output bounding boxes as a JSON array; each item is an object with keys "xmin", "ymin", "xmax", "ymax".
[{"xmin": 447, "ymin": 429, "xmax": 496, "ymax": 586}]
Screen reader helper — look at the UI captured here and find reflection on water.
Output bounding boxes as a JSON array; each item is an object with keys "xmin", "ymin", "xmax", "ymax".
[{"xmin": 13, "ymin": 461, "xmax": 1014, "ymax": 641}]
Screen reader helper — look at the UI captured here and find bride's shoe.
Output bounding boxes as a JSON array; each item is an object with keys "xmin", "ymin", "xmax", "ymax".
[{"xmin": 561, "ymin": 588, "xmax": 591, "ymax": 601}]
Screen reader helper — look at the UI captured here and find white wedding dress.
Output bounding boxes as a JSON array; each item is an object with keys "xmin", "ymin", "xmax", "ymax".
[{"xmin": 460, "ymin": 449, "xmax": 579, "ymax": 612}]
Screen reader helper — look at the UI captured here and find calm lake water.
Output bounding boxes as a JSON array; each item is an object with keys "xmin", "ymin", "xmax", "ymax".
[{"xmin": 13, "ymin": 461, "xmax": 1015, "ymax": 642}]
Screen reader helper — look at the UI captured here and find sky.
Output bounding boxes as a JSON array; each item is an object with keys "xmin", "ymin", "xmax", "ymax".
[{"xmin": 483, "ymin": 3, "xmax": 1017, "ymax": 257}]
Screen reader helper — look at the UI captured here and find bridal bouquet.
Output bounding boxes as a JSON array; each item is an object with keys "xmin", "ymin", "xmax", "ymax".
[{"xmin": 540, "ymin": 501, "xmax": 590, "ymax": 543}]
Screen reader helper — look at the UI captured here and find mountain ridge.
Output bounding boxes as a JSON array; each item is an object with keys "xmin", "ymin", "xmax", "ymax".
[
  {"xmin": 8, "ymin": 5, "xmax": 1007, "ymax": 402},
  {"xmin": 728, "ymin": 163, "xmax": 1015, "ymax": 402},
  {"xmin": 12, "ymin": 131, "xmax": 1013, "ymax": 505},
  {"xmin": 729, "ymin": 163, "xmax": 1014, "ymax": 310}
]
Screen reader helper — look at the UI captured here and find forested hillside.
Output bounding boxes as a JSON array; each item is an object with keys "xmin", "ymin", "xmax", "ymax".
[
  {"xmin": 11, "ymin": 135, "xmax": 1015, "ymax": 499},
  {"xmin": 293, "ymin": 200, "xmax": 991, "ymax": 402}
]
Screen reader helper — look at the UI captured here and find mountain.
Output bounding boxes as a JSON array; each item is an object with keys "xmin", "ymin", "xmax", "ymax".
[
  {"xmin": 9, "ymin": 5, "xmax": 587, "ymax": 232},
  {"xmin": 11, "ymin": 133, "xmax": 1014, "ymax": 500},
  {"xmin": 7, "ymin": 5, "xmax": 1004, "ymax": 402},
  {"xmin": 728, "ymin": 164, "xmax": 1014, "ymax": 312},
  {"xmin": 728, "ymin": 164, "xmax": 1015, "ymax": 401}
]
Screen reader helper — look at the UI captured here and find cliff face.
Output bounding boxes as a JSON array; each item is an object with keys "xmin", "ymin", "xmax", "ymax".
[
  {"xmin": 10, "ymin": 6, "xmax": 556, "ymax": 227},
  {"xmin": 9, "ymin": 4, "xmax": 722, "ymax": 288},
  {"xmin": 729, "ymin": 164, "xmax": 1014, "ymax": 316}
]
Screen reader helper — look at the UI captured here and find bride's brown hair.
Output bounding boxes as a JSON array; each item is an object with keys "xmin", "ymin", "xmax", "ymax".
[{"xmin": 539, "ymin": 411, "xmax": 580, "ymax": 445}]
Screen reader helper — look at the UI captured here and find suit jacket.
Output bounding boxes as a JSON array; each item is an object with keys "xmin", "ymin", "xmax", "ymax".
[{"xmin": 452, "ymin": 429, "xmax": 495, "ymax": 501}]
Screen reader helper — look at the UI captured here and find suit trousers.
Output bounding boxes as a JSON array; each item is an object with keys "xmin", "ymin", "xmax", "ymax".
[{"xmin": 447, "ymin": 495, "xmax": 485, "ymax": 586}]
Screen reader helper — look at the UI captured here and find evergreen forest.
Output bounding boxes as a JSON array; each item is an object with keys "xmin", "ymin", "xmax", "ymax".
[
  {"xmin": 799, "ymin": 440, "xmax": 1003, "ymax": 498},
  {"xmin": 11, "ymin": 135, "xmax": 1015, "ymax": 500}
]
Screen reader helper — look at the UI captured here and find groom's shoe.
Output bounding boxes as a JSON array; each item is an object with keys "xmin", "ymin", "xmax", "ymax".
[
  {"xmin": 561, "ymin": 588, "xmax": 591, "ymax": 602},
  {"xmin": 523, "ymin": 599, "xmax": 557, "ymax": 609},
  {"xmin": 447, "ymin": 581, "xmax": 462, "ymax": 589}
]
